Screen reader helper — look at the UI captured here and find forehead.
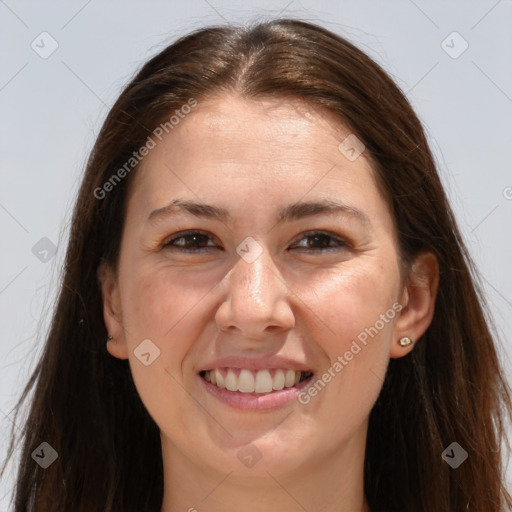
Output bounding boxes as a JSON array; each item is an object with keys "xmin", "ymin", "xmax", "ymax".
[
  {"xmin": 135, "ymin": 95, "xmax": 373, "ymax": 193},
  {"xmin": 158, "ymin": 95, "xmax": 356, "ymax": 167},
  {"xmin": 126, "ymin": 96, "xmax": 393, "ymax": 238},
  {"xmin": 186, "ymin": 94, "xmax": 345, "ymax": 139}
]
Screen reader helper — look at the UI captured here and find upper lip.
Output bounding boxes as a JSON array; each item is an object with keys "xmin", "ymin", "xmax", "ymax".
[{"xmin": 198, "ymin": 356, "xmax": 313, "ymax": 373}]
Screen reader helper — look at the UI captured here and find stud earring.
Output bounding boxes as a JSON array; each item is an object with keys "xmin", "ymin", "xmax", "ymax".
[
  {"xmin": 106, "ymin": 334, "xmax": 113, "ymax": 342},
  {"xmin": 399, "ymin": 336, "xmax": 413, "ymax": 347}
]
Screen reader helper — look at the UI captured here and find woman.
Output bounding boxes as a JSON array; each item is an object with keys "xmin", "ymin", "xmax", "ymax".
[{"xmin": 2, "ymin": 18, "xmax": 511, "ymax": 512}]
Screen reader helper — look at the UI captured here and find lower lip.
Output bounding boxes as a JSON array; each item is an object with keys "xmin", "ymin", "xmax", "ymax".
[{"xmin": 199, "ymin": 374, "xmax": 314, "ymax": 410}]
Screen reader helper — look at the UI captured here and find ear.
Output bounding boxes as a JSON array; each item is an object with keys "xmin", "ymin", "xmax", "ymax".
[
  {"xmin": 390, "ymin": 250, "xmax": 439, "ymax": 358},
  {"xmin": 97, "ymin": 260, "xmax": 129, "ymax": 359}
]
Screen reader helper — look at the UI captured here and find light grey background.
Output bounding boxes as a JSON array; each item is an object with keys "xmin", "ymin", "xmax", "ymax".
[{"xmin": 1, "ymin": 0, "xmax": 511, "ymax": 509}]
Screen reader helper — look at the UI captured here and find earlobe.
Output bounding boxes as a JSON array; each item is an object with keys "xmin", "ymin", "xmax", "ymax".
[
  {"xmin": 97, "ymin": 261, "xmax": 129, "ymax": 359},
  {"xmin": 390, "ymin": 251, "xmax": 439, "ymax": 358}
]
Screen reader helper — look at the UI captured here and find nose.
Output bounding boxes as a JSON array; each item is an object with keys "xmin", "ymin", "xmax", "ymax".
[{"xmin": 214, "ymin": 242, "xmax": 295, "ymax": 340}]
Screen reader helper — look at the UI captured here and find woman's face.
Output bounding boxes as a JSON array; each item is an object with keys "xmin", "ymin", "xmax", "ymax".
[{"xmin": 100, "ymin": 94, "xmax": 436, "ymax": 482}]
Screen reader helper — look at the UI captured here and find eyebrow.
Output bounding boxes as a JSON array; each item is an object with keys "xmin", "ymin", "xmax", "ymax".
[{"xmin": 147, "ymin": 198, "xmax": 371, "ymax": 229}]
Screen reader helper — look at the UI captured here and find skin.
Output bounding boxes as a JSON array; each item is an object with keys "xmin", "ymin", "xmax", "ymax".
[{"xmin": 98, "ymin": 94, "xmax": 439, "ymax": 512}]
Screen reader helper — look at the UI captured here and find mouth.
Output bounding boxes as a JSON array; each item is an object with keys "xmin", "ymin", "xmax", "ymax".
[{"xmin": 199, "ymin": 368, "xmax": 314, "ymax": 395}]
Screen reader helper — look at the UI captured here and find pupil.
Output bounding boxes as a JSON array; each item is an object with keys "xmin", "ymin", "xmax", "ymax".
[
  {"xmin": 188, "ymin": 234, "xmax": 205, "ymax": 247},
  {"xmin": 311, "ymin": 235, "xmax": 327, "ymax": 248}
]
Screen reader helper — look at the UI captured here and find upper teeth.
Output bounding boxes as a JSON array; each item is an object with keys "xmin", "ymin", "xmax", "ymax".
[{"xmin": 203, "ymin": 368, "xmax": 309, "ymax": 394}]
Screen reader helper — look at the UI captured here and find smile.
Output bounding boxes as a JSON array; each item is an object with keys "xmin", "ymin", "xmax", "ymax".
[
  {"xmin": 200, "ymin": 368, "xmax": 314, "ymax": 394},
  {"xmin": 199, "ymin": 367, "xmax": 315, "ymax": 411}
]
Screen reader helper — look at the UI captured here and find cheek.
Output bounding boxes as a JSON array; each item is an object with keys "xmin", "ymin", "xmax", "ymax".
[
  {"xmin": 118, "ymin": 261, "xmax": 225, "ymax": 396},
  {"xmin": 121, "ymin": 260, "xmax": 215, "ymax": 337},
  {"xmin": 295, "ymin": 273, "xmax": 396, "ymax": 432},
  {"xmin": 119, "ymin": 268, "xmax": 212, "ymax": 424},
  {"xmin": 298, "ymin": 256, "xmax": 399, "ymax": 404},
  {"xmin": 306, "ymin": 257, "xmax": 400, "ymax": 347}
]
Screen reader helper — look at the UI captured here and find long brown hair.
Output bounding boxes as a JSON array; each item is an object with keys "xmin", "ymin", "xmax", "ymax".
[{"xmin": 2, "ymin": 18, "xmax": 511, "ymax": 512}]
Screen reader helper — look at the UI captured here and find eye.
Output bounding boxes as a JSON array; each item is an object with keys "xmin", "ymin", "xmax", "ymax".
[
  {"xmin": 162, "ymin": 230, "xmax": 219, "ymax": 252},
  {"xmin": 290, "ymin": 231, "xmax": 349, "ymax": 252},
  {"xmin": 162, "ymin": 230, "xmax": 349, "ymax": 253}
]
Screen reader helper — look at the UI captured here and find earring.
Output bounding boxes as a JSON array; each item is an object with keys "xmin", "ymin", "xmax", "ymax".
[
  {"xmin": 399, "ymin": 336, "xmax": 413, "ymax": 347},
  {"xmin": 106, "ymin": 334, "xmax": 113, "ymax": 342}
]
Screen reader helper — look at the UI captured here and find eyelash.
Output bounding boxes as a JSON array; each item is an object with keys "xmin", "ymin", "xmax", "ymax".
[{"xmin": 162, "ymin": 230, "xmax": 350, "ymax": 253}]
